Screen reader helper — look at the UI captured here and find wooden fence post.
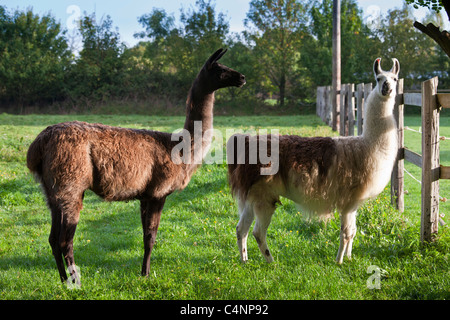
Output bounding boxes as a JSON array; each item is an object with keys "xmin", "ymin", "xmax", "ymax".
[
  {"xmin": 332, "ymin": 0, "xmax": 341, "ymax": 133},
  {"xmin": 340, "ymin": 84, "xmax": 347, "ymax": 136},
  {"xmin": 348, "ymin": 83, "xmax": 355, "ymax": 136},
  {"xmin": 362, "ymin": 83, "xmax": 372, "ymax": 134},
  {"xmin": 326, "ymin": 86, "xmax": 332, "ymax": 126},
  {"xmin": 421, "ymin": 76, "xmax": 440, "ymax": 242},
  {"xmin": 316, "ymin": 87, "xmax": 321, "ymax": 119},
  {"xmin": 391, "ymin": 79, "xmax": 404, "ymax": 212},
  {"xmin": 356, "ymin": 83, "xmax": 365, "ymax": 135},
  {"xmin": 317, "ymin": 86, "xmax": 325, "ymax": 122}
]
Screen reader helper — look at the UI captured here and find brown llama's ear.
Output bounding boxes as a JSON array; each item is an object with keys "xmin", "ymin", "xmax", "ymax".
[
  {"xmin": 390, "ymin": 58, "xmax": 400, "ymax": 76},
  {"xmin": 373, "ymin": 57, "xmax": 382, "ymax": 77},
  {"xmin": 215, "ymin": 48, "xmax": 227, "ymax": 62},
  {"xmin": 206, "ymin": 48, "xmax": 227, "ymax": 68}
]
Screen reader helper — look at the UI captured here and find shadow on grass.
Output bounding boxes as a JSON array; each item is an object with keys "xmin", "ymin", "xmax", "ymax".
[
  {"xmin": 392, "ymin": 281, "xmax": 450, "ymax": 299},
  {"xmin": 0, "ymin": 253, "xmax": 55, "ymax": 272},
  {"xmin": 0, "ymin": 176, "xmax": 37, "ymax": 197}
]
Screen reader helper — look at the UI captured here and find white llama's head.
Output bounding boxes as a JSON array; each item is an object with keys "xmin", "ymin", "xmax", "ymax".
[{"xmin": 373, "ymin": 58, "xmax": 400, "ymax": 98}]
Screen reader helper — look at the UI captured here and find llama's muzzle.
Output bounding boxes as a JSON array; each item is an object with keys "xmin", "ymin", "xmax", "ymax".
[
  {"xmin": 237, "ymin": 74, "xmax": 246, "ymax": 87},
  {"xmin": 382, "ymin": 81, "xmax": 392, "ymax": 96}
]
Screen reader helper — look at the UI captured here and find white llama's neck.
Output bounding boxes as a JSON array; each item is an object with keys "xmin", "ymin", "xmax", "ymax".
[{"xmin": 362, "ymin": 91, "xmax": 397, "ymax": 145}]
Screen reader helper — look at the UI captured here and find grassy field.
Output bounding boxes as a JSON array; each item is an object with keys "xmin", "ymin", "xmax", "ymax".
[{"xmin": 0, "ymin": 112, "xmax": 449, "ymax": 300}]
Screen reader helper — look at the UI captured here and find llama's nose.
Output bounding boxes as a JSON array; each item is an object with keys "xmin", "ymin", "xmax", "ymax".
[
  {"xmin": 382, "ymin": 81, "xmax": 391, "ymax": 96},
  {"xmin": 238, "ymin": 74, "xmax": 246, "ymax": 87}
]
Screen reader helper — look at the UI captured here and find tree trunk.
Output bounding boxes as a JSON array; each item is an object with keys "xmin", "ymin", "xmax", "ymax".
[
  {"xmin": 332, "ymin": 0, "xmax": 341, "ymax": 131},
  {"xmin": 279, "ymin": 73, "xmax": 286, "ymax": 107}
]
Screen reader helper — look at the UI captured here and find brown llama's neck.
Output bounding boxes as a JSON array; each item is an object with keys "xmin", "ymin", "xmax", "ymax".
[
  {"xmin": 184, "ymin": 91, "xmax": 214, "ymax": 133},
  {"xmin": 183, "ymin": 80, "xmax": 215, "ymax": 164}
]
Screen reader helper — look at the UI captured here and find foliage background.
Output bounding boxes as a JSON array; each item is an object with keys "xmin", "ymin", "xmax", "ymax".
[{"xmin": 0, "ymin": 0, "xmax": 449, "ymax": 112}]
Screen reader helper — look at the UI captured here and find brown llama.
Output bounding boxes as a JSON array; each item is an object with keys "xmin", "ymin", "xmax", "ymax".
[
  {"xmin": 27, "ymin": 48, "xmax": 245, "ymax": 285},
  {"xmin": 227, "ymin": 58, "xmax": 399, "ymax": 265}
]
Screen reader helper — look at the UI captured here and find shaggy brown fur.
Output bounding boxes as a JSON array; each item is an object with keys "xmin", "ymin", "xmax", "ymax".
[
  {"xmin": 228, "ymin": 134, "xmax": 377, "ymax": 217},
  {"xmin": 228, "ymin": 134, "xmax": 337, "ymax": 206},
  {"xmin": 27, "ymin": 48, "xmax": 245, "ymax": 284}
]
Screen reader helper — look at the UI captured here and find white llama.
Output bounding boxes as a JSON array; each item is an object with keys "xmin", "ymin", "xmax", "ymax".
[{"xmin": 227, "ymin": 58, "xmax": 400, "ymax": 264}]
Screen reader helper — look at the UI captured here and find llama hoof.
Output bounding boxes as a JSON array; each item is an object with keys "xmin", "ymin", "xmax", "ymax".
[
  {"xmin": 66, "ymin": 279, "xmax": 81, "ymax": 289},
  {"xmin": 240, "ymin": 251, "xmax": 248, "ymax": 263}
]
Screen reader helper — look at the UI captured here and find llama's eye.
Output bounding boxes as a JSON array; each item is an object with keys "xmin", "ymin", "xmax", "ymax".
[
  {"xmin": 220, "ymin": 71, "xmax": 229, "ymax": 80},
  {"xmin": 393, "ymin": 78, "xmax": 398, "ymax": 82}
]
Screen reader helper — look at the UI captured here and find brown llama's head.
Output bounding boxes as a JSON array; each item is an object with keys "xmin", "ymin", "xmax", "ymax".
[{"xmin": 199, "ymin": 48, "xmax": 246, "ymax": 92}]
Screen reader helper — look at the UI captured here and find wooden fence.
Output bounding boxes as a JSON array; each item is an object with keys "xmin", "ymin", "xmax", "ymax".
[
  {"xmin": 317, "ymin": 82, "xmax": 373, "ymax": 136},
  {"xmin": 316, "ymin": 77, "xmax": 449, "ymax": 242}
]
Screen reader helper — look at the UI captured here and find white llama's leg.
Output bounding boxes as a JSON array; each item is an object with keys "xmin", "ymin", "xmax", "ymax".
[
  {"xmin": 336, "ymin": 210, "xmax": 357, "ymax": 264},
  {"xmin": 344, "ymin": 211, "xmax": 357, "ymax": 259},
  {"xmin": 252, "ymin": 201, "xmax": 276, "ymax": 263},
  {"xmin": 236, "ymin": 199, "xmax": 254, "ymax": 262}
]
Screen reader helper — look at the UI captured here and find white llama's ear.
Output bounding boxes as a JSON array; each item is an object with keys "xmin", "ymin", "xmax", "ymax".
[
  {"xmin": 390, "ymin": 58, "xmax": 400, "ymax": 76},
  {"xmin": 373, "ymin": 58, "xmax": 382, "ymax": 77}
]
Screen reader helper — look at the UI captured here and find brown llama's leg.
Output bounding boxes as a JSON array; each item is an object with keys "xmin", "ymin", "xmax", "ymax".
[
  {"xmin": 58, "ymin": 196, "xmax": 83, "ymax": 286},
  {"xmin": 60, "ymin": 215, "xmax": 81, "ymax": 286},
  {"xmin": 48, "ymin": 205, "xmax": 67, "ymax": 283},
  {"xmin": 140, "ymin": 197, "xmax": 166, "ymax": 276}
]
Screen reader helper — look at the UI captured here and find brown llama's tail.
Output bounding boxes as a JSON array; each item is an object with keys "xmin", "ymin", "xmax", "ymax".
[{"xmin": 26, "ymin": 128, "xmax": 50, "ymax": 180}]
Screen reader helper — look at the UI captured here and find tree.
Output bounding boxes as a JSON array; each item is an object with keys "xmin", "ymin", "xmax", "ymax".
[
  {"xmin": 181, "ymin": 0, "xmax": 229, "ymax": 44},
  {"xmin": 406, "ymin": 0, "xmax": 445, "ymax": 13},
  {"xmin": 134, "ymin": 8, "xmax": 176, "ymax": 74},
  {"xmin": 0, "ymin": 6, "xmax": 70, "ymax": 109},
  {"xmin": 218, "ymin": 36, "xmax": 262, "ymax": 103},
  {"xmin": 377, "ymin": 5, "xmax": 439, "ymax": 87},
  {"xmin": 245, "ymin": 0, "xmax": 307, "ymax": 107},
  {"xmin": 406, "ymin": 0, "xmax": 450, "ymax": 60},
  {"xmin": 179, "ymin": 0, "xmax": 230, "ymax": 79},
  {"xmin": 67, "ymin": 13, "xmax": 126, "ymax": 101},
  {"xmin": 301, "ymin": 0, "xmax": 380, "ymax": 89},
  {"xmin": 134, "ymin": 8, "xmax": 175, "ymax": 41},
  {"xmin": 135, "ymin": 0, "xmax": 230, "ymax": 93}
]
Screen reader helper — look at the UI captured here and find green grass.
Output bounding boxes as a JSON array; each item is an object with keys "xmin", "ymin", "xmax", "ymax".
[{"xmin": 0, "ymin": 113, "xmax": 449, "ymax": 300}]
